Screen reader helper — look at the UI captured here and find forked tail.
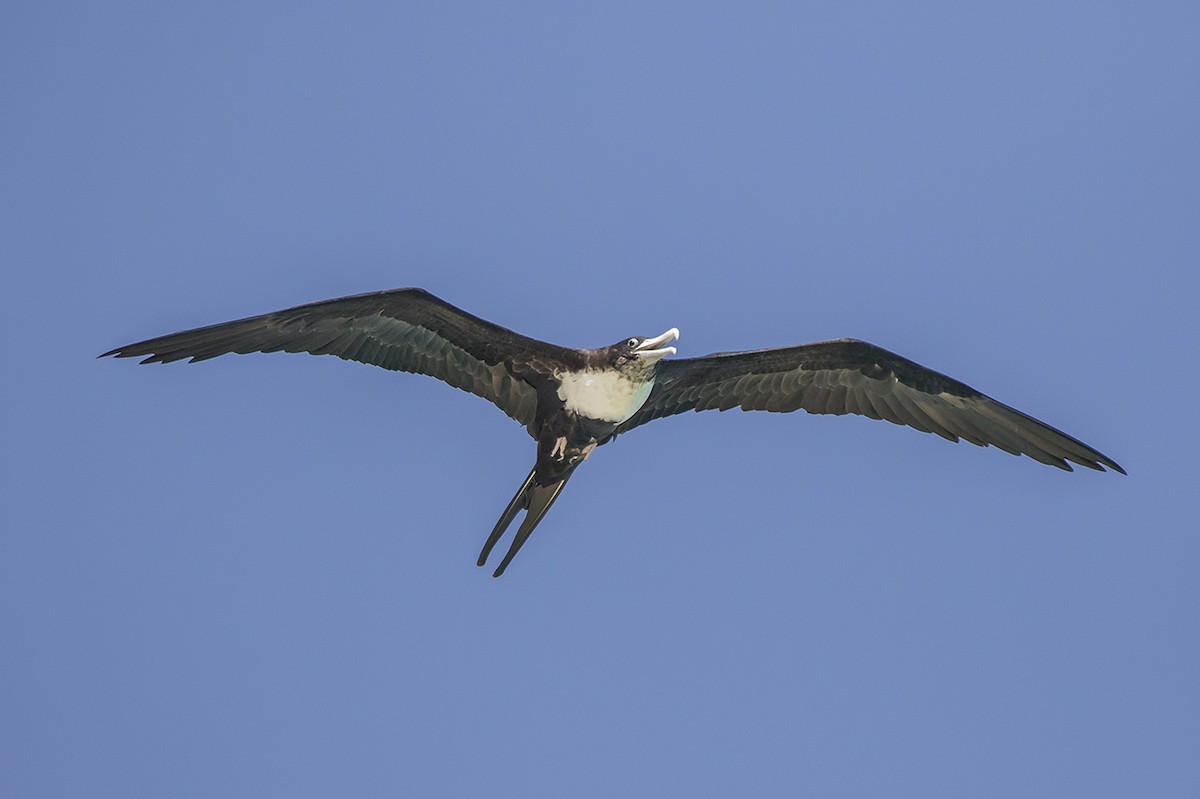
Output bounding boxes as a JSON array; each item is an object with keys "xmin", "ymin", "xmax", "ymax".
[{"xmin": 477, "ymin": 467, "xmax": 571, "ymax": 577}]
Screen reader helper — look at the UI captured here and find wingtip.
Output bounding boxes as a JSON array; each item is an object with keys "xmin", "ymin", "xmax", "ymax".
[
  {"xmin": 1065, "ymin": 454, "xmax": 1126, "ymax": 475},
  {"xmin": 1077, "ymin": 448, "xmax": 1125, "ymax": 475}
]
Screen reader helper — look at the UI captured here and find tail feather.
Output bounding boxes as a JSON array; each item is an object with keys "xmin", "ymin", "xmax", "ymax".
[
  {"xmin": 491, "ymin": 478, "xmax": 570, "ymax": 578},
  {"xmin": 477, "ymin": 468, "xmax": 536, "ymax": 567}
]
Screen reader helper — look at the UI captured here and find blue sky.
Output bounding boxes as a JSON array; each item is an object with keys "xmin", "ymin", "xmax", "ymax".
[{"xmin": 3, "ymin": 2, "xmax": 1197, "ymax": 796}]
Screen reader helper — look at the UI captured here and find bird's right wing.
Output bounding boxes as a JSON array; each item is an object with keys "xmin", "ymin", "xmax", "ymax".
[
  {"xmin": 102, "ymin": 288, "xmax": 585, "ymax": 431},
  {"xmin": 617, "ymin": 339, "xmax": 1123, "ymax": 473}
]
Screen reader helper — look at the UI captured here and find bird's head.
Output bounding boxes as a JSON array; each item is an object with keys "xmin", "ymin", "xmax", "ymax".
[{"xmin": 603, "ymin": 328, "xmax": 679, "ymax": 373}]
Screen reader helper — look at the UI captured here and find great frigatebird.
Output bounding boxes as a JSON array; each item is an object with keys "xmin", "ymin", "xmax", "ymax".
[{"xmin": 102, "ymin": 288, "xmax": 1124, "ymax": 576}]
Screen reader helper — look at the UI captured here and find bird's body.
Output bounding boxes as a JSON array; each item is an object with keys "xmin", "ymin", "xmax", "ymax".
[
  {"xmin": 103, "ymin": 288, "xmax": 1124, "ymax": 575},
  {"xmin": 556, "ymin": 367, "xmax": 658, "ymax": 424}
]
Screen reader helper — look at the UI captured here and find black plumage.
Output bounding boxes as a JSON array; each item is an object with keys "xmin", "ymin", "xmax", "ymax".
[
  {"xmin": 618, "ymin": 340, "xmax": 1122, "ymax": 474},
  {"xmin": 103, "ymin": 287, "xmax": 1124, "ymax": 575}
]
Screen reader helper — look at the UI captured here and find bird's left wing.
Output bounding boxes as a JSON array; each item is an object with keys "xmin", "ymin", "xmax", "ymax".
[
  {"xmin": 102, "ymin": 288, "xmax": 583, "ymax": 430},
  {"xmin": 617, "ymin": 338, "xmax": 1124, "ymax": 473}
]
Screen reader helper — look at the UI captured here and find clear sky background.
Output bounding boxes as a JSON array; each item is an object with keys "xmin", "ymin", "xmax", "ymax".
[{"xmin": 3, "ymin": 2, "xmax": 1197, "ymax": 797}]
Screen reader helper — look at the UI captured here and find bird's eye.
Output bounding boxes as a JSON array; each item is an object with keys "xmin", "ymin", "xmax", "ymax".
[{"xmin": 627, "ymin": 338, "xmax": 638, "ymax": 348}]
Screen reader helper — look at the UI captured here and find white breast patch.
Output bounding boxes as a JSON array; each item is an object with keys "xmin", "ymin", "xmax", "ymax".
[{"xmin": 556, "ymin": 370, "xmax": 654, "ymax": 423}]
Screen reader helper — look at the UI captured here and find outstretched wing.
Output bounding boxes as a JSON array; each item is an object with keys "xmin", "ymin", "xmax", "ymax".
[
  {"xmin": 102, "ymin": 288, "xmax": 583, "ymax": 431},
  {"xmin": 618, "ymin": 338, "xmax": 1124, "ymax": 473}
]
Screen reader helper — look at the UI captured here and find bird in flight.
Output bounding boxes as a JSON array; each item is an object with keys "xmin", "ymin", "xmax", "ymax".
[{"xmin": 103, "ymin": 288, "xmax": 1124, "ymax": 576}]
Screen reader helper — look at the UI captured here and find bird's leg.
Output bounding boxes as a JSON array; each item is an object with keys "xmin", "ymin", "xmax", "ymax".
[
  {"xmin": 550, "ymin": 436, "xmax": 568, "ymax": 460},
  {"xmin": 567, "ymin": 441, "xmax": 597, "ymax": 465}
]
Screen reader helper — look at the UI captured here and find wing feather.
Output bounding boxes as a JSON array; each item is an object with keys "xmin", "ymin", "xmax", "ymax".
[
  {"xmin": 101, "ymin": 288, "xmax": 582, "ymax": 430},
  {"xmin": 618, "ymin": 338, "xmax": 1123, "ymax": 473}
]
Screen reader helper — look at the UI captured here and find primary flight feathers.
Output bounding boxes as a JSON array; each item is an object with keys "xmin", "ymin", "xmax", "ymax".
[{"xmin": 104, "ymin": 287, "xmax": 1124, "ymax": 575}]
